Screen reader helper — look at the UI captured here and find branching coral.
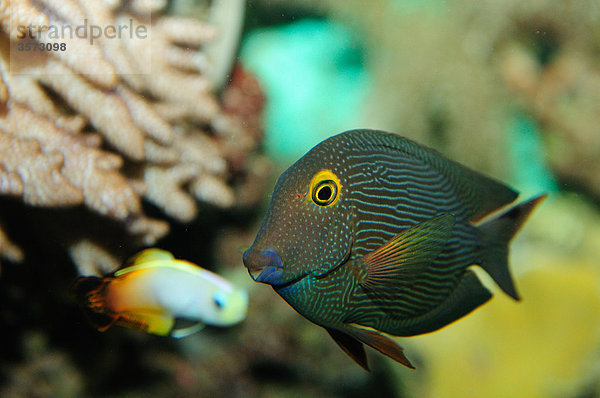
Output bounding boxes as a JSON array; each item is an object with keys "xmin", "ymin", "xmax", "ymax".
[
  {"xmin": 0, "ymin": 127, "xmax": 84, "ymax": 206},
  {"xmin": 0, "ymin": 0, "xmax": 266, "ymax": 272},
  {"xmin": 0, "ymin": 0, "xmax": 48, "ymax": 40},
  {"xmin": 498, "ymin": 41, "xmax": 600, "ymax": 197}
]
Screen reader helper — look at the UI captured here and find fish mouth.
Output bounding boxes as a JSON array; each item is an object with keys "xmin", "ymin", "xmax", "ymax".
[{"xmin": 242, "ymin": 247, "xmax": 286, "ymax": 286}]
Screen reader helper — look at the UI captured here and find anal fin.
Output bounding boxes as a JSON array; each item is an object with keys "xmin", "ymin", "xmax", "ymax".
[
  {"xmin": 326, "ymin": 327, "xmax": 369, "ymax": 371},
  {"xmin": 116, "ymin": 311, "xmax": 175, "ymax": 336}
]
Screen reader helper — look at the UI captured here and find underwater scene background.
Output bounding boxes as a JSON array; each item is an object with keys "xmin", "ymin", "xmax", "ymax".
[{"xmin": 1, "ymin": 0, "xmax": 599, "ymax": 397}]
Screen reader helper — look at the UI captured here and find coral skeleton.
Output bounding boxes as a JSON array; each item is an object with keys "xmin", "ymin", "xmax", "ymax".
[
  {"xmin": 0, "ymin": 0, "xmax": 49, "ymax": 40},
  {"xmin": 0, "ymin": 0, "xmax": 265, "ymax": 271}
]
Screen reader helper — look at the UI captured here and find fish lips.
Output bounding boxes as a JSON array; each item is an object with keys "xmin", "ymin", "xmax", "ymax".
[
  {"xmin": 243, "ymin": 248, "xmax": 286, "ymax": 286},
  {"xmin": 253, "ymin": 265, "xmax": 285, "ymax": 286}
]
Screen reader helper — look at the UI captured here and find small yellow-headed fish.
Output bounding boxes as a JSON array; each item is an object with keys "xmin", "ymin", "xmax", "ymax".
[
  {"xmin": 243, "ymin": 129, "xmax": 546, "ymax": 370},
  {"xmin": 73, "ymin": 249, "xmax": 248, "ymax": 338}
]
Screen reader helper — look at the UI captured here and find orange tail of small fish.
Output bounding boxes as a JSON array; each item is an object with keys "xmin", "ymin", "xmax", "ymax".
[
  {"xmin": 479, "ymin": 194, "xmax": 547, "ymax": 300},
  {"xmin": 72, "ymin": 276, "xmax": 119, "ymax": 332}
]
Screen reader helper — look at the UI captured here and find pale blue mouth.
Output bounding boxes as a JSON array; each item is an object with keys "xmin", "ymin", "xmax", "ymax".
[
  {"xmin": 243, "ymin": 247, "xmax": 285, "ymax": 286},
  {"xmin": 253, "ymin": 265, "xmax": 285, "ymax": 285}
]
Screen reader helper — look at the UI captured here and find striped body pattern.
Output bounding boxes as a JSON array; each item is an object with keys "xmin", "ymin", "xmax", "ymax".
[{"xmin": 243, "ymin": 129, "xmax": 545, "ymax": 370}]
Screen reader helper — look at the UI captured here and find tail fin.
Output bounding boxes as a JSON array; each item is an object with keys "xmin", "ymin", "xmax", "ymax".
[
  {"xmin": 478, "ymin": 194, "xmax": 547, "ymax": 301},
  {"xmin": 71, "ymin": 276, "xmax": 104, "ymax": 301},
  {"xmin": 71, "ymin": 276, "xmax": 118, "ymax": 331}
]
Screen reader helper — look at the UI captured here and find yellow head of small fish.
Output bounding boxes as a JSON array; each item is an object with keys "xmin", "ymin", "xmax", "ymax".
[{"xmin": 204, "ymin": 286, "xmax": 249, "ymax": 327}]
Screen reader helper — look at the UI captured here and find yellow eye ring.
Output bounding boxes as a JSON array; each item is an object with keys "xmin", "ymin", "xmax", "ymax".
[
  {"xmin": 313, "ymin": 180, "xmax": 337, "ymax": 206},
  {"xmin": 309, "ymin": 170, "xmax": 341, "ymax": 207}
]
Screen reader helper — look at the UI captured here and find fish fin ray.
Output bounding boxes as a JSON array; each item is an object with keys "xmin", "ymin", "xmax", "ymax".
[
  {"xmin": 116, "ymin": 250, "xmax": 201, "ymax": 277},
  {"xmin": 360, "ymin": 213, "xmax": 455, "ymax": 289},
  {"xmin": 479, "ymin": 194, "xmax": 546, "ymax": 300},
  {"xmin": 326, "ymin": 327, "xmax": 369, "ymax": 371},
  {"xmin": 116, "ymin": 311, "xmax": 175, "ymax": 336},
  {"xmin": 343, "ymin": 325, "xmax": 414, "ymax": 369},
  {"xmin": 171, "ymin": 321, "xmax": 205, "ymax": 338},
  {"xmin": 71, "ymin": 276, "xmax": 104, "ymax": 299},
  {"xmin": 390, "ymin": 270, "xmax": 492, "ymax": 336},
  {"xmin": 118, "ymin": 248, "xmax": 175, "ymax": 275},
  {"xmin": 72, "ymin": 276, "xmax": 110, "ymax": 315},
  {"xmin": 347, "ymin": 130, "xmax": 519, "ymax": 220},
  {"xmin": 72, "ymin": 276, "xmax": 119, "ymax": 331},
  {"xmin": 81, "ymin": 307, "xmax": 119, "ymax": 332}
]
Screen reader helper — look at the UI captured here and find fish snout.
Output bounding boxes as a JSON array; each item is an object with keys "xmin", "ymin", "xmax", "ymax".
[{"xmin": 242, "ymin": 247, "xmax": 285, "ymax": 286}]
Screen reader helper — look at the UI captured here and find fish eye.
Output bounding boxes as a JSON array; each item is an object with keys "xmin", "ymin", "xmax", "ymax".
[
  {"xmin": 213, "ymin": 292, "xmax": 227, "ymax": 309},
  {"xmin": 313, "ymin": 180, "xmax": 337, "ymax": 206},
  {"xmin": 309, "ymin": 170, "xmax": 341, "ymax": 207}
]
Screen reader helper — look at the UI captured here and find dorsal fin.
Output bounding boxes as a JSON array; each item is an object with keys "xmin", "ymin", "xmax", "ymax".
[
  {"xmin": 116, "ymin": 249, "xmax": 178, "ymax": 276},
  {"xmin": 123, "ymin": 248, "xmax": 175, "ymax": 267},
  {"xmin": 328, "ymin": 130, "xmax": 519, "ymax": 221},
  {"xmin": 360, "ymin": 213, "xmax": 455, "ymax": 289},
  {"xmin": 343, "ymin": 325, "xmax": 414, "ymax": 369}
]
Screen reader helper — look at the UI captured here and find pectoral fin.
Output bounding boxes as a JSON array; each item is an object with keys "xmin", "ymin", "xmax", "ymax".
[
  {"xmin": 360, "ymin": 213, "xmax": 455, "ymax": 289},
  {"xmin": 326, "ymin": 328, "xmax": 369, "ymax": 371},
  {"xmin": 343, "ymin": 325, "xmax": 414, "ymax": 369}
]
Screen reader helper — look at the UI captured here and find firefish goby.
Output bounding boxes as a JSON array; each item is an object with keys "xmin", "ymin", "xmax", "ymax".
[
  {"xmin": 73, "ymin": 248, "xmax": 248, "ymax": 338},
  {"xmin": 243, "ymin": 129, "xmax": 546, "ymax": 370}
]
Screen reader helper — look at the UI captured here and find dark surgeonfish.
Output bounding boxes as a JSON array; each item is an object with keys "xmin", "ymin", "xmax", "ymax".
[{"xmin": 243, "ymin": 129, "xmax": 545, "ymax": 370}]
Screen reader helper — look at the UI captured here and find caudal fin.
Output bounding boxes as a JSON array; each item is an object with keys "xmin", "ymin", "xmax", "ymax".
[
  {"xmin": 71, "ymin": 276, "xmax": 118, "ymax": 331},
  {"xmin": 71, "ymin": 276, "xmax": 104, "ymax": 300},
  {"xmin": 478, "ymin": 194, "xmax": 547, "ymax": 301}
]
